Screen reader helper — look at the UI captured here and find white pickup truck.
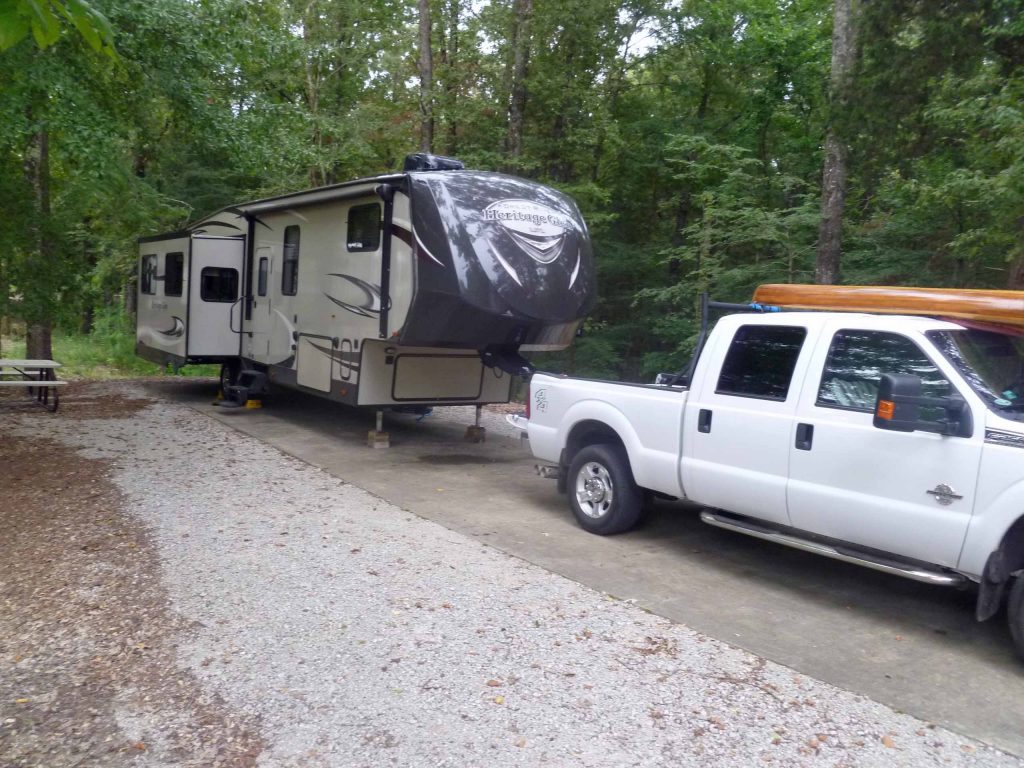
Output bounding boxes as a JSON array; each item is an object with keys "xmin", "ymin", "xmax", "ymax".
[{"xmin": 524, "ymin": 306, "xmax": 1024, "ymax": 657}]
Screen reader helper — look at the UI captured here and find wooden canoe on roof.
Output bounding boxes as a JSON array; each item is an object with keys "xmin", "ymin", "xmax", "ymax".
[{"xmin": 752, "ymin": 284, "xmax": 1024, "ymax": 330}]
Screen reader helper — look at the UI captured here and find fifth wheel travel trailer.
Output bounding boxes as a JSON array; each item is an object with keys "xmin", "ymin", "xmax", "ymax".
[{"xmin": 136, "ymin": 154, "xmax": 597, "ymax": 430}]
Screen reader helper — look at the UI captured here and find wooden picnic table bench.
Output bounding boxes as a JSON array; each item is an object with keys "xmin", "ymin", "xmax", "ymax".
[{"xmin": 0, "ymin": 359, "xmax": 66, "ymax": 412}]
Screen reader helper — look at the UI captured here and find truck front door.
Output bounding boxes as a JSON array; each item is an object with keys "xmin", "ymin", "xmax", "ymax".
[
  {"xmin": 786, "ymin": 326, "xmax": 982, "ymax": 568},
  {"xmin": 681, "ymin": 320, "xmax": 818, "ymax": 527}
]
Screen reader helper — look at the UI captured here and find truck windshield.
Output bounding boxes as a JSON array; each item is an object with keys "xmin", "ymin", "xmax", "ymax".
[{"xmin": 927, "ymin": 328, "xmax": 1024, "ymax": 423}]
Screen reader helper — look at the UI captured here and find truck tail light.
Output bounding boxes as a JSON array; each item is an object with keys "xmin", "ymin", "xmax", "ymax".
[{"xmin": 525, "ymin": 384, "xmax": 531, "ymax": 420}]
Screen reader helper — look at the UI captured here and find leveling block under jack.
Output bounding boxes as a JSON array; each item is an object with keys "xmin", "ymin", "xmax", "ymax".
[{"xmin": 212, "ymin": 392, "xmax": 262, "ymax": 410}]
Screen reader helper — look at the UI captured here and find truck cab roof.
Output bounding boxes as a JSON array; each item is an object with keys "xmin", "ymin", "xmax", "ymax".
[{"xmin": 720, "ymin": 310, "xmax": 968, "ymax": 334}]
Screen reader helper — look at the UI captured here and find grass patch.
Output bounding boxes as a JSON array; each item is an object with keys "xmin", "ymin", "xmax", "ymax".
[{"xmin": 1, "ymin": 309, "xmax": 219, "ymax": 381}]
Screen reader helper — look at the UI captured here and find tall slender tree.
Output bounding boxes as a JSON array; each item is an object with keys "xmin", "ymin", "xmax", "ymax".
[
  {"xmin": 506, "ymin": 0, "xmax": 532, "ymax": 160},
  {"xmin": 816, "ymin": 0, "xmax": 857, "ymax": 285},
  {"xmin": 418, "ymin": 0, "xmax": 434, "ymax": 152}
]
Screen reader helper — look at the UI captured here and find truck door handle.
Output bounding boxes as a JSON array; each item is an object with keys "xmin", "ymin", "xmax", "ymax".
[
  {"xmin": 698, "ymin": 409, "xmax": 712, "ymax": 433},
  {"xmin": 795, "ymin": 422, "xmax": 814, "ymax": 451}
]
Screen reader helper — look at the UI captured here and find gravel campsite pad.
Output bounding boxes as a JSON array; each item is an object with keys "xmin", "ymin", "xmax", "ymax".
[{"xmin": 1, "ymin": 381, "xmax": 1021, "ymax": 767}]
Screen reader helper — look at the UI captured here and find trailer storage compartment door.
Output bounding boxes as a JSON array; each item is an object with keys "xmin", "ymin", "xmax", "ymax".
[
  {"xmin": 296, "ymin": 335, "xmax": 333, "ymax": 392},
  {"xmin": 356, "ymin": 340, "xmax": 513, "ymax": 405}
]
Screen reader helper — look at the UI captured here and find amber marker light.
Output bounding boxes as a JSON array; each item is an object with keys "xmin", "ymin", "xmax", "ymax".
[{"xmin": 877, "ymin": 400, "xmax": 896, "ymax": 420}]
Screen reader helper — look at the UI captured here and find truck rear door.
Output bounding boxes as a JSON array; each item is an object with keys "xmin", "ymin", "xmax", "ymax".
[
  {"xmin": 786, "ymin": 323, "xmax": 982, "ymax": 568},
  {"xmin": 681, "ymin": 318, "xmax": 819, "ymax": 526}
]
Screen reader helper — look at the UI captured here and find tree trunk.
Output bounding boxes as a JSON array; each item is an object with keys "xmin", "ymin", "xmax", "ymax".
[
  {"xmin": 124, "ymin": 280, "xmax": 137, "ymax": 318},
  {"xmin": 816, "ymin": 0, "xmax": 857, "ymax": 285},
  {"xmin": 1009, "ymin": 253, "xmax": 1024, "ymax": 290},
  {"xmin": 26, "ymin": 323, "xmax": 52, "ymax": 360},
  {"xmin": 442, "ymin": 0, "xmax": 459, "ymax": 155},
  {"xmin": 506, "ymin": 0, "xmax": 532, "ymax": 160},
  {"xmin": 22, "ymin": 111, "xmax": 55, "ymax": 360},
  {"xmin": 816, "ymin": 131, "xmax": 848, "ymax": 285},
  {"xmin": 302, "ymin": 7, "xmax": 327, "ymax": 187},
  {"xmin": 418, "ymin": 0, "xmax": 434, "ymax": 153}
]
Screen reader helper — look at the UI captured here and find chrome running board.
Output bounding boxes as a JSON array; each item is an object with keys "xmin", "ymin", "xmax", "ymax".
[{"xmin": 699, "ymin": 510, "xmax": 967, "ymax": 587}]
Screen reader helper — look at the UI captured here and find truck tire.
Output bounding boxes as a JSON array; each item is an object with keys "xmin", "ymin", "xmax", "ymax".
[
  {"xmin": 567, "ymin": 443, "xmax": 643, "ymax": 535},
  {"xmin": 1010, "ymin": 575, "xmax": 1024, "ymax": 661}
]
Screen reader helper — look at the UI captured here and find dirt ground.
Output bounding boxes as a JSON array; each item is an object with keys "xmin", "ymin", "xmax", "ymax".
[{"xmin": 0, "ymin": 385, "xmax": 263, "ymax": 767}]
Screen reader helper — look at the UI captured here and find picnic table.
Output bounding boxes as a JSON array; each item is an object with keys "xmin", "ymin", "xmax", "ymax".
[{"xmin": 0, "ymin": 359, "xmax": 65, "ymax": 412}]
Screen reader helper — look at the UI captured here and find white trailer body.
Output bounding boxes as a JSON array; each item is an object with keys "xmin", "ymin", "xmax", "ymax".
[
  {"xmin": 136, "ymin": 156, "xmax": 597, "ymax": 408},
  {"xmin": 136, "ymin": 234, "xmax": 244, "ymax": 366}
]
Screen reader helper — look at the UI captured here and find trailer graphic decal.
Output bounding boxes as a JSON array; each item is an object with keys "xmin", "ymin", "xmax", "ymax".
[
  {"xmin": 157, "ymin": 317, "xmax": 185, "ymax": 338},
  {"xmin": 410, "ymin": 224, "xmax": 445, "ymax": 267},
  {"xmin": 324, "ymin": 274, "xmax": 382, "ymax": 318},
  {"xmin": 484, "ymin": 199, "xmax": 573, "ymax": 265},
  {"xmin": 309, "ymin": 342, "xmax": 361, "ymax": 370}
]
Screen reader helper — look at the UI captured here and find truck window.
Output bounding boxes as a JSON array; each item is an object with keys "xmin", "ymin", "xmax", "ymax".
[
  {"xmin": 716, "ymin": 325, "xmax": 807, "ymax": 401},
  {"xmin": 140, "ymin": 254, "xmax": 157, "ymax": 295},
  {"xmin": 282, "ymin": 225, "xmax": 300, "ymax": 295},
  {"xmin": 816, "ymin": 330, "xmax": 950, "ymax": 412},
  {"xmin": 347, "ymin": 203, "xmax": 381, "ymax": 252},
  {"xmin": 164, "ymin": 252, "xmax": 184, "ymax": 297},
  {"xmin": 927, "ymin": 329, "xmax": 1024, "ymax": 422},
  {"xmin": 200, "ymin": 267, "xmax": 239, "ymax": 302}
]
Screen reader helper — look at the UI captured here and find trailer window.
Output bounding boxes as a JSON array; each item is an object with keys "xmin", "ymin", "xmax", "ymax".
[
  {"xmin": 257, "ymin": 256, "xmax": 268, "ymax": 296},
  {"xmin": 817, "ymin": 330, "xmax": 950, "ymax": 413},
  {"xmin": 282, "ymin": 225, "xmax": 300, "ymax": 295},
  {"xmin": 141, "ymin": 254, "xmax": 157, "ymax": 295},
  {"xmin": 347, "ymin": 204, "xmax": 381, "ymax": 252},
  {"xmin": 716, "ymin": 325, "xmax": 807, "ymax": 401},
  {"xmin": 165, "ymin": 252, "xmax": 184, "ymax": 297},
  {"xmin": 200, "ymin": 267, "xmax": 239, "ymax": 302}
]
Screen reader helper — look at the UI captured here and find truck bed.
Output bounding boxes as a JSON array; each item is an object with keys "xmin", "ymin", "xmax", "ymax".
[{"xmin": 527, "ymin": 372, "xmax": 689, "ymax": 498}]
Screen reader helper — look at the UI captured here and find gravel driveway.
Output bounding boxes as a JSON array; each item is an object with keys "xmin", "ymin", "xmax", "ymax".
[{"xmin": 1, "ymin": 381, "xmax": 1020, "ymax": 767}]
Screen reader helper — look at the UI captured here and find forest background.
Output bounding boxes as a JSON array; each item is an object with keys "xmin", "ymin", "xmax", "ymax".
[{"xmin": 1, "ymin": 0, "xmax": 1022, "ymax": 380}]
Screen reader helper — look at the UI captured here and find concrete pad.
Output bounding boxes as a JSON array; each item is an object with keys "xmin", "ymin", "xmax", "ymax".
[{"xmin": 149, "ymin": 379, "xmax": 1024, "ymax": 756}]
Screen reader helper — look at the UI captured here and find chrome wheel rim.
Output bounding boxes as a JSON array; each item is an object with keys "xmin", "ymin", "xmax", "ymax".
[{"xmin": 575, "ymin": 461, "xmax": 614, "ymax": 519}]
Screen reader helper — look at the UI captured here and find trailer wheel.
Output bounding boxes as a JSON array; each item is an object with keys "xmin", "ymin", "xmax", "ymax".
[
  {"xmin": 567, "ymin": 443, "xmax": 643, "ymax": 535},
  {"xmin": 1009, "ymin": 575, "xmax": 1024, "ymax": 661},
  {"xmin": 219, "ymin": 361, "xmax": 240, "ymax": 394}
]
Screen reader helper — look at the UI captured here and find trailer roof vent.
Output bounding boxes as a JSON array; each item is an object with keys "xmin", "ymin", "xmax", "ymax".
[{"xmin": 403, "ymin": 153, "xmax": 465, "ymax": 172}]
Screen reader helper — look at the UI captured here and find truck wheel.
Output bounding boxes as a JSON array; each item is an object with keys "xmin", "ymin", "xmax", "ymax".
[
  {"xmin": 567, "ymin": 443, "xmax": 643, "ymax": 535},
  {"xmin": 1010, "ymin": 575, "xmax": 1024, "ymax": 661}
]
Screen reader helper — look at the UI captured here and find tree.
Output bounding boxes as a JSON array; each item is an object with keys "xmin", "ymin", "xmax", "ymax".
[
  {"xmin": 0, "ymin": 0, "xmax": 115, "ymax": 57},
  {"xmin": 816, "ymin": 0, "xmax": 857, "ymax": 285},
  {"xmin": 0, "ymin": 0, "xmax": 118, "ymax": 359},
  {"xmin": 505, "ymin": 0, "xmax": 531, "ymax": 161}
]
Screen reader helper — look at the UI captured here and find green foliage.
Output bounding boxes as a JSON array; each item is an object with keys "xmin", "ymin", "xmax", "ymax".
[
  {"xmin": 0, "ymin": 0, "xmax": 1020, "ymax": 380},
  {"xmin": 2, "ymin": 306, "xmax": 217, "ymax": 378},
  {"xmin": 0, "ymin": 0, "xmax": 116, "ymax": 57}
]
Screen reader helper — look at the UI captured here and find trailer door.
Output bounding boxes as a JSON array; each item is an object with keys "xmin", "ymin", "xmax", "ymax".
[{"xmin": 188, "ymin": 236, "xmax": 244, "ymax": 357}]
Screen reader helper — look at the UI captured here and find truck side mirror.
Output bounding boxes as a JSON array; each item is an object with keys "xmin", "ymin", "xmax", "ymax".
[
  {"xmin": 873, "ymin": 374, "xmax": 921, "ymax": 432},
  {"xmin": 874, "ymin": 373, "xmax": 973, "ymax": 438},
  {"xmin": 654, "ymin": 372, "xmax": 686, "ymax": 387}
]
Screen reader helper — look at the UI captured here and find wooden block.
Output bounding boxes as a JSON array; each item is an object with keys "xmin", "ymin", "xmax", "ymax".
[{"xmin": 367, "ymin": 430, "xmax": 390, "ymax": 449}]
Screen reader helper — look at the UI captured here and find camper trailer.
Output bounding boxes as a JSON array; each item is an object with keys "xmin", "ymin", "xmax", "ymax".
[{"xmin": 136, "ymin": 154, "xmax": 597, "ymax": 413}]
